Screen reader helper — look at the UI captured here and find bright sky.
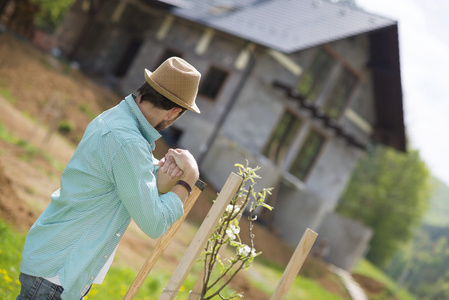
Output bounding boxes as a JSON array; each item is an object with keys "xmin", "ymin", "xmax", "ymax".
[{"xmin": 356, "ymin": 0, "xmax": 449, "ymax": 186}]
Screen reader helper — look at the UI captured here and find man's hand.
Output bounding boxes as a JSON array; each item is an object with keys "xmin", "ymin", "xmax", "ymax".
[
  {"xmin": 157, "ymin": 155, "xmax": 183, "ymax": 194},
  {"xmin": 158, "ymin": 155, "xmax": 183, "ymax": 179},
  {"xmin": 156, "ymin": 149, "xmax": 199, "ymax": 202},
  {"xmin": 166, "ymin": 148, "xmax": 199, "ymax": 187}
]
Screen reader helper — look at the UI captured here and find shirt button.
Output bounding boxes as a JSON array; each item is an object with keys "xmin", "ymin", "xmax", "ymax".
[
  {"xmin": 116, "ymin": 233, "xmax": 121, "ymax": 237},
  {"xmin": 104, "ymin": 255, "xmax": 108, "ymax": 258},
  {"xmin": 90, "ymin": 276, "xmax": 94, "ymax": 280}
]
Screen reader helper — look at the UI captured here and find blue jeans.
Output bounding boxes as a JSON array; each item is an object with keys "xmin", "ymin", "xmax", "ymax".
[{"xmin": 17, "ymin": 273, "xmax": 90, "ymax": 300}]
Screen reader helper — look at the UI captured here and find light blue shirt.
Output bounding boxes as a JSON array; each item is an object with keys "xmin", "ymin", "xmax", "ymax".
[{"xmin": 20, "ymin": 94, "xmax": 184, "ymax": 299}]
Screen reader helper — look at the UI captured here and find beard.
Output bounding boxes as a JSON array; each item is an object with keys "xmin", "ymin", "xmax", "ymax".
[
  {"xmin": 154, "ymin": 119, "xmax": 172, "ymax": 132},
  {"xmin": 154, "ymin": 110, "xmax": 184, "ymax": 131}
]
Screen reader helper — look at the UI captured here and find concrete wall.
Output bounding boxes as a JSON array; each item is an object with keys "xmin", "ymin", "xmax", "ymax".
[
  {"xmin": 272, "ymin": 180, "xmax": 329, "ymax": 246},
  {"xmin": 317, "ymin": 213, "xmax": 373, "ymax": 271}
]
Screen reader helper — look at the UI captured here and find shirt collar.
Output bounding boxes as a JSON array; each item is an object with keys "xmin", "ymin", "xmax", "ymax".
[{"xmin": 123, "ymin": 94, "xmax": 161, "ymax": 150}]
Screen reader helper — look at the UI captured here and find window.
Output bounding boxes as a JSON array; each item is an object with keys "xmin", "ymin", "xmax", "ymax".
[
  {"xmin": 263, "ymin": 111, "xmax": 302, "ymax": 165},
  {"xmin": 114, "ymin": 38, "xmax": 143, "ymax": 77},
  {"xmin": 199, "ymin": 66, "xmax": 228, "ymax": 100},
  {"xmin": 84, "ymin": 23, "xmax": 104, "ymax": 50},
  {"xmin": 289, "ymin": 130, "xmax": 325, "ymax": 181},
  {"xmin": 297, "ymin": 48, "xmax": 335, "ymax": 102},
  {"xmin": 322, "ymin": 68, "xmax": 357, "ymax": 119}
]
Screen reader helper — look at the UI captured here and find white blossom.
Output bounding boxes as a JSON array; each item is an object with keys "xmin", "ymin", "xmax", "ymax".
[
  {"xmin": 226, "ymin": 224, "xmax": 240, "ymax": 240},
  {"xmin": 251, "ymin": 248, "xmax": 257, "ymax": 258},
  {"xmin": 226, "ymin": 204, "xmax": 240, "ymax": 214},
  {"xmin": 238, "ymin": 245, "xmax": 251, "ymax": 256},
  {"xmin": 226, "ymin": 229, "xmax": 236, "ymax": 240},
  {"xmin": 230, "ymin": 224, "xmax": 240, "ymax": 234}
]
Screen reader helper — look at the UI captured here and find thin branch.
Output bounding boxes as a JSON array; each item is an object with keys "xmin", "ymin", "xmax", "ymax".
[{"xmin": 204, "ymin": 260, "xmax": 246, "ymax": 300}]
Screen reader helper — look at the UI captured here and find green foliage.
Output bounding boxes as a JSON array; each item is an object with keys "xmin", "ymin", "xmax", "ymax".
[
  {"xmin": 337, "ymin": 145, "xmax": 431, "ymax": 266},
  {"xmin": 32, "ymin": 0, "xmax": 75, "ymax": 32},
  {"xmin": 422, "ymin": 177, "xmax": 449, "ymax": 226},
  {"xmin": 385, "ymin": 222, "xmax": 449, "ymax": 299}
]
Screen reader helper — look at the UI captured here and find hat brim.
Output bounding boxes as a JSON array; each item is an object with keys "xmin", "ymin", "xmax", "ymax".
[{"xmin": 144, "ymin": 69, "xmax": 201, "ymax": 114}]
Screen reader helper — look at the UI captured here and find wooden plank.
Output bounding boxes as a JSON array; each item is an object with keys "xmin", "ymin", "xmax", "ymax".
[
  {"xmin": 188, "ymin": 196, "xmax": 246, "ymax": 300},
  {"xmin": 159, "ymin": 172, "xmax": 243, "ymax": 300},
  {"xmin": 123, "ymin": 180, "xmax": 207, "ymax": 300},
  {"xmin": 270, "ymin": 228, "xmax": 318, "ymax": 300}
]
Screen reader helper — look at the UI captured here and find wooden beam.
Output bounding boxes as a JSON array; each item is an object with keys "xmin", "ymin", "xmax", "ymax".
[
  {"xmin": 156, "ymin": 14, "xmax": 175, "ymax": 41},
  {"xmin": 195, "ymin": 28, "xmax": 214, "ymax": 55},
  {"xmin": 267, "ymin": 49, "xmax": 303, "ymax": 76},
  {"xmin": 344, "ymin": 108, "xmax": 372, "ymax": 134}
]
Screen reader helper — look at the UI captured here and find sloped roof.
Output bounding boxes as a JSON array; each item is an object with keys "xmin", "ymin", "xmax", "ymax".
[{"xmin": 166, "ymin": 0, "xmax": 396, "ymax": 53}]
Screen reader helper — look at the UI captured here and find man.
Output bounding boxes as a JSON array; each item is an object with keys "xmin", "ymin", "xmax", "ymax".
[{"xmin": 17, "ymin": 57, "xmax": 201, "ymax": 300}]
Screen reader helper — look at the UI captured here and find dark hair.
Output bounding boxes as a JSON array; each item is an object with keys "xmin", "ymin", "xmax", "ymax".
[{"xmin": 137, "ymin": 81, "xmax": 186, "ymax": 113}]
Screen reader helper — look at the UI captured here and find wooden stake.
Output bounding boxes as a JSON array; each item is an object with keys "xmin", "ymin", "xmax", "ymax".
[
  {"xmin": 123, "ymin": 180, "xmax": 207, "ymax": 300},
  {"xmin": 159, "ymin": 172, "xmax": 243, "ymax": 300},
  {"xmin": 270, "ymin": 228, "xmax": 318, "ymax": 300}
]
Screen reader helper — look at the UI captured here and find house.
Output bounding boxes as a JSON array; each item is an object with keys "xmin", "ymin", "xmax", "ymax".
[{"xmin": 55, "ymin": 0, "xmax": 405, "ymax": 271}]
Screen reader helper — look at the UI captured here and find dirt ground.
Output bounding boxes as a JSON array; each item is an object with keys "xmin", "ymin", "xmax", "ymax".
[{"xmin": 0, "ymin": 33, "xmax": 355, "ymax": 299}]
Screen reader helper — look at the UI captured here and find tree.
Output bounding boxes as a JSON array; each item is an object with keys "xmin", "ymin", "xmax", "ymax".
[
  {"xmin": 32, "ymin": 0, "xmax": 75, "ymax": 32},
  {"xmin": 336, "ymin": 145, "xmax": 431, "ymax": 266},
  {"xmin": 198, "ymin": 162, "xmax": 273, "ymax": 299}
]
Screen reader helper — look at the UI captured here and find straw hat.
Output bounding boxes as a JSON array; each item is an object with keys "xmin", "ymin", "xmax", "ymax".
[{"xmin": 145, "ymin": 57, "xmax": 201, "ymax": 114}]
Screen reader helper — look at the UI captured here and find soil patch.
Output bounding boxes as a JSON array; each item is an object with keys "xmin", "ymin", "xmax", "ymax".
[
  {"xmin": 353, "ymin": 273, "xmax": 385, "ymax": 294},
  {"xmin": 0, "ymin": 161, "xmax": 37, "ymax": 231}
]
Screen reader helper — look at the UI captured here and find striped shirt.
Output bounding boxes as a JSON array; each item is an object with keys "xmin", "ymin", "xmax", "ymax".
[{"xmin": 20, "ymin": 94, "xmax": 184, "ymax": 299}]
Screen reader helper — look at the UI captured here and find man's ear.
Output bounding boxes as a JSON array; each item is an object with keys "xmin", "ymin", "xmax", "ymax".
[{"xmin": 165, "ymin": 107, "xmax": 183, "ymax": 121}]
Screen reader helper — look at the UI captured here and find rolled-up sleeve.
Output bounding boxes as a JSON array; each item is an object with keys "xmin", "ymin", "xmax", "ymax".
[{"xmin": 111, "ymin": 141, "xmax": 184, "ymax": 238}]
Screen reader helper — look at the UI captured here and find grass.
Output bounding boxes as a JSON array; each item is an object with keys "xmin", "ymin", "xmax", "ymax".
[
  {"xmin": 248, "ymin": 258, "xmax": 349, "ymax": 300},
  {"xmin": 0, "ymin": 220, "xmax": 25, "ymax": 299},
  {"xmin": 0, "ymin": 121, "xmax": 65, "ymax": 173},
  {"xmin": 0, "ymin": 82, "xmax": 16, "ymax": 104},
  {"xmin": 353, "ymin": 259, "xmax": 416, "ymax": 300},
  {"xmin": 79, "ymin": 104, "xmax": 98, "ymax": 120}
]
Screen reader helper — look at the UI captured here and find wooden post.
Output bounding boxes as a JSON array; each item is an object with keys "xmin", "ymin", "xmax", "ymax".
[
  {"xmin": 188, "ymin": 196, "xmax": 246, "ymax": 300},
  {"xmin": 270, "ymin": 228, "xmax": 318, "ymax": 300},
  {"xmin": 123, "ymin": 180, "xmax": 207, "ymax": 300},
  {"xmin": 159, "ymin": 172, "xmax": 243, "ymax": 300}
]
